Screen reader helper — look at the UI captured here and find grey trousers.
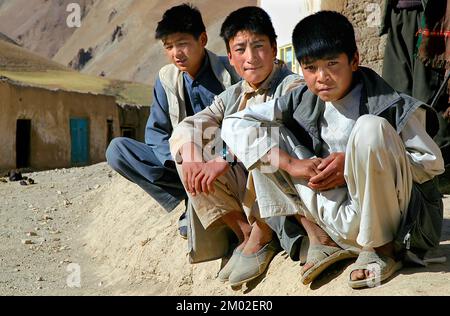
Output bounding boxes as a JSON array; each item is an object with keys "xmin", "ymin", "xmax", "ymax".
[{"xmin": 105, "ymin": 137, "xmax": 186, "ymax": 212}]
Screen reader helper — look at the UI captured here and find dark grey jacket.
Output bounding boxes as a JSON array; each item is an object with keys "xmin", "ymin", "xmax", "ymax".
[
  {"xmin": 280, "ymin": 67, "xmax": 439, "ymax": 155},
  {"xmin": 278, "ymin": 67, "xmax": 443, "ymax": 255}
]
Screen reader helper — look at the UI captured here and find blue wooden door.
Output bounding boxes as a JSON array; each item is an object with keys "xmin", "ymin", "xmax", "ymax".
[{"xmin": 70, "ymin": 118, "xmax": 89, "ymax": 166}]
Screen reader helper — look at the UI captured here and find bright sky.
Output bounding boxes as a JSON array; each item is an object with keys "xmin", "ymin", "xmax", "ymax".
[{"xmin": 259, "ymin": 0, "xmax": 320, "ymax": 47}]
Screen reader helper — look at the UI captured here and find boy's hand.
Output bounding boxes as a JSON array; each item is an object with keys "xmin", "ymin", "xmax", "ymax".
[
  {"xmin": 182, "ymin": 158, "xmax": 229, "ymax": 196},
  {"xmin": 286, "ymin": 158, "xmax": 322, "ymax": 180},
  {"xmin": 180, "ymin": 142, "xmax": 204, "ymax": 195},
  {"xmin": 196, "ymin": 158, "xmax": 230, "ymax": 195},
  {"xmin": 308, "ymin": 152, "xmax": 346, "ymax": 191},
  {"xmin": 181, "ymin": 161, "xmax": 204, "ymax": 195},
  {"xmin": 267, "ymin": 147, "xmax": 322, "ymax": 180}
]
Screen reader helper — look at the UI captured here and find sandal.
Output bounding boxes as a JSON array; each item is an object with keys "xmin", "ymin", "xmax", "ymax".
[
  {"xmin": 348, "ymin": 251, "xmax": 402, "ymax": 289},
  {"xmin": 301, "ymin": 244, "xmax": 357, "ymax": 285}
]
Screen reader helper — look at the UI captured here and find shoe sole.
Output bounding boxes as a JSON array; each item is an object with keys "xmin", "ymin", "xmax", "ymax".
[
  {"xmin": 229, "ymin": 252, "xmax": 278, "ymax": 287},
  {"xmin": 301, "ymin": 250, "xmax": 357, "ymax": 285},
  {"xmin": 229, "ymin": 269, "xmax": 265, "ymax": 287}
]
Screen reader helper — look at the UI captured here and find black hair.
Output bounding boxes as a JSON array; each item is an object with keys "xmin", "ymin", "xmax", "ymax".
[
  {"xmin": 155, "ymin": 3, "xmax": 206, "ymax": 40},
  {"xmin": 292, "ymin": 11, "xmax": 357, "ymax": 64},
  {"xmin": 220, "ymin": 6, "xmax": 277, "ymax": 53}
]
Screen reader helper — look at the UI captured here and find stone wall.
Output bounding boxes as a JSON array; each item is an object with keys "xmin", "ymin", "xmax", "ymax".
[
  {"xmin": 337, "ymin": 0, "xmax": 386, "ymax": 74},
  {"xmin": 268, "ymin": 0, "xmax": 387, "ymax": 75}
]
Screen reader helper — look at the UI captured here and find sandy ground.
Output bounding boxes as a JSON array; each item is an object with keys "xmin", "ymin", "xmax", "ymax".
[{"xmin": 1, "ymin": 162, "xmax": 450, "ymax": 296}]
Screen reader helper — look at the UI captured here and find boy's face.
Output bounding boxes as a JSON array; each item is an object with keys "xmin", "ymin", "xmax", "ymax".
[
  {"xmin": 162, "ymin": 32, "xmax": 207, "ymax": 78},
  {"xmin": 227, "ymin": 31, "xmax": 277, "ymax": 89},
  {"xmin": 301, "ymin": 52, "xmax": 359, "ymax": 102}
]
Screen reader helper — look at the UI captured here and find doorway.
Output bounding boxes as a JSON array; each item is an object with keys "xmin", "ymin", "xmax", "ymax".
[
  {"xmin": 16, "ymin": 119, "xmax": 31, "ymax": 168},
  {"xmin": 70, "ymin": 117, "xmax": 89, "ymax": 166},
  {"xmin": 106, "ymin": 119, "xmax": 114, "ymax": 146}
]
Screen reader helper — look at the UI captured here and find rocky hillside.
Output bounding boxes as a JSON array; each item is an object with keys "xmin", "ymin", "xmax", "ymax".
[
  {"xmin": 0, "ymin": 0, "xmax": 256, "ymax": 86},
  {"xmin": 53, "ymin": 0, "xmax": 256, "ymax": 86},
  {"xmin": 0, "ymin": 0, "xmax": 95, "ymax": 59},
  {"xmin": 0, "ymin": 31, "xmax": 18, "ymax": 46}
]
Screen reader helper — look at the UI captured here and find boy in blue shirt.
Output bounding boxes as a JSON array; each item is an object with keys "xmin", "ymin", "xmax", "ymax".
[{"xmin": 106, "ymin": 4, "xmax": 238, "ymax": 238}]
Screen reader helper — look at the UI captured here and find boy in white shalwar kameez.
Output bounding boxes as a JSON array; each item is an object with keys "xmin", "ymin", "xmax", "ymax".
[{"xmin": 222, "ymin": 11, "xmax": 445, "ymax": 289}]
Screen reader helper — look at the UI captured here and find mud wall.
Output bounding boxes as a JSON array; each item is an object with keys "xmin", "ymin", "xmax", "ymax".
[{"xmin": 0, "ymin": 80, "xmax": 121, "ymax": 171}]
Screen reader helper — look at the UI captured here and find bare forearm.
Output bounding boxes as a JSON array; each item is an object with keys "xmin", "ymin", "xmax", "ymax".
[
  {"xmin": 266, "ymin": 147, "xmax": 293, "ymax": 173},
  {"xmin": 180, "ymin": 142, "xmax": 203, "ymax": 163},
  {"xmin": 265, "ymin": 147, "xmax": 322, "ymax": 180}
]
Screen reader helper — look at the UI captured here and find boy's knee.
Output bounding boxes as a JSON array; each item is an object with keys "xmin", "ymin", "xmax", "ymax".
[
  {"xmin": 354, "ymin": 115, "xmax": 387, "ymax": 132},
  {"xmin": 105, "ymin": 137, "xmax": 127, "ymax": 167},
  {"xmin": 351, "ymin": 115, "xmax": 392, "ymax": 150}
]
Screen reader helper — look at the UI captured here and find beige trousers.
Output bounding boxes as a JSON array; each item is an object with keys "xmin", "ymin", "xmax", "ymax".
[{"xmin": 176, "ymin": 159, "xmax": 251, "ymax": 229}]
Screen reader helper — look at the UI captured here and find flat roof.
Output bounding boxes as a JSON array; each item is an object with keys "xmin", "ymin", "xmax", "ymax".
[{"xmin": 0, "ymin": 39, "xmax": 152, "ymax": 107}]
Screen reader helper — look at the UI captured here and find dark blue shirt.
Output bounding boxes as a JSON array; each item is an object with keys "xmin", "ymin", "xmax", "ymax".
[{"xmin": 145, "ymin": 53, "xmax": 227, "ymax": 167}]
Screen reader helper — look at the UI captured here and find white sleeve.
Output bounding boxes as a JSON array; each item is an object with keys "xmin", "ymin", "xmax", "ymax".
[
  {"xmin": 222, "ymin": 99, "xmax": 284, "ymax": 169},
  {"xmin": 169, "ymin": 97, "xmax": 225, "ymax": 158},
  {"xmin": 401, "ymin": 108, "xmax": 445, "ymax": 183}
]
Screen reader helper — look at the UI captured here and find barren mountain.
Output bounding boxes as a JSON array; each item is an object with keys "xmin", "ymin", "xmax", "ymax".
[
  {"xmin": 53, "ymin": 0, "xmax": 256, "ymax": 85},
  {"xmin": 0, "ymin": 31, "xmax": 18, "ymax": 46},
  {"xmin": 0, "ymin": 0, "xmax": 95, "ymax": 59},
  {"xmin": 0, "ymin": 0, "xmax": 256, "ymax": 86}
]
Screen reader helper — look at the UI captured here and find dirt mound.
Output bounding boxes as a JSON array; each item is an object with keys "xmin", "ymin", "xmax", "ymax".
[
  {"xmin": 82, "ymin": 165, "xmax": 450, "ymax": 295},
  {"xmin": 1, "ymin": 163, "xmax": 449, "ymax": 295},
  {"xmin": 0, "ymin": 40, "xmax": 151, "ymax": 107}
]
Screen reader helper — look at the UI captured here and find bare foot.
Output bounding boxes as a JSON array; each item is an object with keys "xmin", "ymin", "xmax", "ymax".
[
  {"xmin": 241, "ymin": 220, "xmax": 273, "ymax": 255},
  {"xmin": 302, "ymin": 240, "xmax": 340, "ymax": 274},
  {"xmin": 221, "ymin": 211, "xmax": 252, "ymax": 252},
  {"xmin": 297, "ymin": 216, "xmax": 340, "ymax": 274}
]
